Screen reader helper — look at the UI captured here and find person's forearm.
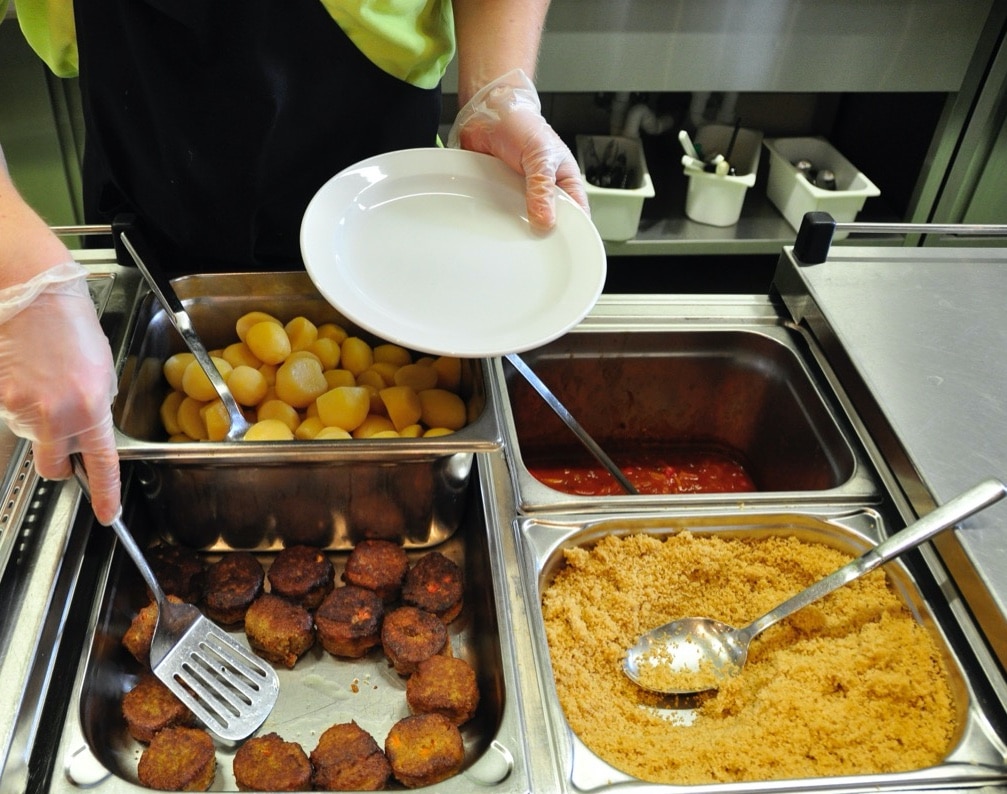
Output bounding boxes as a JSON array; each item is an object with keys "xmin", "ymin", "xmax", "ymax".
[
  {"xmin": 452, "ymin": 0, "xmax": 550, "ymax": 106},
  {"xmin": 0, "ymin": 142, "xmax": 73, "ymax": 288}
]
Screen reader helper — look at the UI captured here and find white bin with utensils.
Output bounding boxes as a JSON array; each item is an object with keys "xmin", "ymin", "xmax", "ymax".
[
  {"xmin": 684, "ymin": 123, "xmax": 763, "ymax": 227},
  {"xmin": 764, "ymin": 136, "xmax": 880, "ymax": 235},
  {"xmin": 577, "ymin": 135, "xmax": 655, "ymax": 241}
]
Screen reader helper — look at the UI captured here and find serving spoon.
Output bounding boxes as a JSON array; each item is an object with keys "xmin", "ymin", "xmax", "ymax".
[{"xmin": 623, "ymin": 477, "xmax": 1007, "ymax": 695}]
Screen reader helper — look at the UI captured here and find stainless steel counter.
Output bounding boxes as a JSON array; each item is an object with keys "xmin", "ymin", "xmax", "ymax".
[{"xmin": 775, "ymin": 244, "xmax": 1007, "ymax": 675}]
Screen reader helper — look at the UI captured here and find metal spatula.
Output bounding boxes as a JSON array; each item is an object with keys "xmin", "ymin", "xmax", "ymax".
[{"xmin": 71, "ymin": 455, "xmax": 279, "ymax": 743}]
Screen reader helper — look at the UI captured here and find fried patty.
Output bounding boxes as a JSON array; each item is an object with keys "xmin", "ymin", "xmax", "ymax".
[
  {"xmin": 401, "ymin": 551, "xmax": 464, "ymax": 623},
  {"xmin": 137, "ymin": 725, "xmax": 216, "ymax": 791},
  {"xmin": 267, "ymin": 544, "xmax": 334, "ymax": 609},
  {"xmin": 244, "ymin": 593, "xmax": 315, "ymax": 669},
  {"xmin": 381, "ymin": 605, "xmax": 447, "ymax": 676},
  {"xmin": 406, "ymin": 654, "xmax": 480, "ymax": 725},
  {"xmin": 385, "ymin": 713, "xmax": 464, "ymax": 788},
  {"xmin": 232, "ymin": 732, "xmax": 311, "ymax": 792},
  {"xmin": 342, "ymin": 539, "xmax": 409, "ymax": 602},
  {"xmin": 122, "ymin": 595, "xmax": 185, "ymax": 667},
  {"xmin": 202, "ymin": 551, "xmax": 265, "ymax": 626},
  {"xmin": 147, "ymin": 544, "xmax": 206, "ymax": 603},
  {"xmin": 310, "ymin": 721, "xmax": 391, "ymax": 791},
  {"xmin": 315, "ymin": 585, "xmax": 385, "ymax": 659},
  {"xmin": 121, "ymin": 673, "xmax": 195, "ymax": 743}
]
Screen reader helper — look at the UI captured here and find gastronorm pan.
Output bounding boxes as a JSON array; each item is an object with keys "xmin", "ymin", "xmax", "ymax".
[
  {"xmin": 516, "ymin": 509, "xmax": 1007, "ymax": 792},
  {"xmin": 497, "ymin": 306, "xmax": 879, "ymax": 513},
  {"xmin": 111, "ymin": 271, "xmax": 504, "ymax": 550},
  {"xmin": 50, "ymin": 458, "xmax": 528, "ymax": 792}
]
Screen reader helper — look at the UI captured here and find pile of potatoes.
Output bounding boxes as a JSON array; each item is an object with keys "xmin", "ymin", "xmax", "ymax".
[{"xmin": 159, "ymin": 311, "xmax": 469, "ymax": 442}]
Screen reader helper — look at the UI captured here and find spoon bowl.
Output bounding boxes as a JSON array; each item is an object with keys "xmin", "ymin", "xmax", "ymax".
[{"xmin": 623, "ymin": 477, "xmax": 1006, "ymax": 695}]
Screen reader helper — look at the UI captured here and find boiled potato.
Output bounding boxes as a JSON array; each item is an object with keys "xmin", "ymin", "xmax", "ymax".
[
  {"xmin": 159, "ymin": 390, "xmax": 185, "ymax": 436},
  {"xmin": 181, "ymin": 356, "xmax": 232, "ymax": 402},
  {"xmin": 275, "ymin": 356, "xmax": 327, "ymax": 408},
  {"xmin": 284, "ymin": 316, "xmax": 318, "ymax": 352},
  {"xmin": 236, "ymin": 310, "xmax": 281, "ymax": 342},
  {"xmin": 352, "ymin": 414, "xmax": 396, "ymax": 438},
  {"xmin": 221, "ymin": 341, "xmax": 262, "ymax": 369},
  {"xmin": 201, "ymin": 400, "xmax": 231, "ymax": 442},
  {"xmin": 227, "ymin": 365, "xmax": 269, "ymax": 406},
  {"xmin": 294, "ymin": 416, "xmax": 326, "ymax": 440},
  {"xmin": 393, "ymin": 362, "xmax": 438, "ymax": 391},
  {"xmin": 243, "ymin": 419, "xmax": 294, "ymax": 441},
  {"xmin": 163, "ymin": 352, "xmax": 196, "ymax": 392},
  {"xmin": 245, "ymin": 321, "xmax": 291, "ymax": 365},
  {"xmin": 323, "ymin": 369, "xmax": 356, "ymax": 390},
  {"xmin": 432, "ymin": 355, "xmax": 461, "ymax": 391},
  {"xmin": 308, "ymin": 337, "xmax": 341, "ymax": 370},
  {"xmin": 316, "ymin": 386, "xmax": 370, "ymax": 431},
  {"xmin": 314, "ymin": 426, "xmax": 352, "ymax": 440},
  {"xmin": 373, "ymin": 343, "xmax": 412, "ymax": 367},
  {"xmin": 317, "ymin": 322, "xmax": 348, "ymax": 344},
  {"xmin": 176, "ymin": 396, "xmax": 209, "ymax": 440},
  {"xmin": 379, "ymin": 385, "xmax": 422, "ymax": 431},
  {"xmin": 340, "ymin": 337, "xmax": 373, "ymax": 376},
  {"xmin": 256, "ymin": 398, "xmax": 300, "ymax": 432},
  {"xmin": 418, "ymin": 388, "xmax": 466, "ymax": 430}
]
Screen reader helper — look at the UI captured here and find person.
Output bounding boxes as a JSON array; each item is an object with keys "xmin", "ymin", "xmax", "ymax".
[{"xmin": 0, "ymin": 0, "xmax": 589, "ymax": 526}]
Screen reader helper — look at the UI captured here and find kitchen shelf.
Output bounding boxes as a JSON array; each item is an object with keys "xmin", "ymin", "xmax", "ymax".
[{"xmin": 599, "ymin": 140, "xmax": 902, "ymax": 257}]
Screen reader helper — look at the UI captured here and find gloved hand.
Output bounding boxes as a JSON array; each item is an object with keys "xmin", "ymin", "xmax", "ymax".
[
  {"xmin": 0, "ymin": 262, "xmax": 120, "ymax": 524},
  {"xmin": 448, "ymin": 69, "xmax": 589, "ymax": 230}
]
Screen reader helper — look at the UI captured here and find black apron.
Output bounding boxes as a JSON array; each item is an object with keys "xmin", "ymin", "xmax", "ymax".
[{"xmin": 73, "ymin": 0, "xmax": 442, "ymax": 272}]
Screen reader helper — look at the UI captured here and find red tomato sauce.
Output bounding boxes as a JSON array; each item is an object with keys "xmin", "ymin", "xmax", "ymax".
[{"xmin": 527, "ymin": 448, "xmax": 755, "ymax": 496}]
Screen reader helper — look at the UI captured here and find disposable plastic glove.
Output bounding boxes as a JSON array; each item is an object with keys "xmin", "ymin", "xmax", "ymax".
[
  {"xmin": 0, "ymin": 262, "xmax": 120, "ymax": 524},
  {"xmin": 449, "ymin": 69, "xmax": 589, "ymax": 230}
]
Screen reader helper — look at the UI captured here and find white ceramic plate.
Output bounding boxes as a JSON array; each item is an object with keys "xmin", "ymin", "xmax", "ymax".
[{"xmin": 300, "ymin": 148, "xmax": 605, "ymax": 357}]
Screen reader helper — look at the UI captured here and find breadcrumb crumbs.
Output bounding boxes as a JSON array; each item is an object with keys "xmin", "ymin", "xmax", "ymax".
[{"xmin": 541, "ymin": 532, "xmax": 956, "ymax": 784}]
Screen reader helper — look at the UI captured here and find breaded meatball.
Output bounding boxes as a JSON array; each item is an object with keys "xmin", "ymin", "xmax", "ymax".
[
  {"xmin": 267, "ymin": 544, "xmax": 334, "ymax": 609},
  {"xmin": 202, "ymin": 551, "xmax": 265, "ymax": 625},
  {"xmin": 401, "ymin": 551, "xmax": 464, "ymax": 623},
  {"xmin": 147, "ymin": 544, "xmax": 205, "ymax": 603},
  {"xmin": 122, "ymin": 673, "xmax": 195, "ymax": 743},
  {"xmin": 381, "ymin": 605, "xmax": 447, "ymax": 676},
  {"xmin": 310, "ymin": 721, "xmax": 391, "ymax": 791},
  {"xmin": 244, "ymin": 593, "xmax": 315, "ymax": 669},
  {"xmin": 342, "ymin": 539, "xmax": 409, "ymax": 602},
  {"xmin": 315, "ymin": 585, "xmax": 385, "ymax": 658},
  {"xmin": 406, "ymin": 654, "xmax": 480, "ymax": 725},
  {"xmin": 233, "ymin": 732, "xmax": 311, "ymax": 792},
  {"xmin": 137, "ymin": 725, "xmax": 216, "ymax": 791},
  {"xmin": 385, "ymin": 713, "xmax": 464, "ymax": 788},
  {"xmin": 122, "ymin": 595, "xmax": 185, "ymax": 666}
]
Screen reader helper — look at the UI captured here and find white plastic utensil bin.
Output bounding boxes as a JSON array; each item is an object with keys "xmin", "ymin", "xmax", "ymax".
[
  {"xmin": 576, "ymin": 135, "xmax": 655, "ymax": 241},
  {"xmin": 684, "ymin": 123, "xmax": 763, "ymax": 227},
  {"xmin": 764, "ymin": 137, "xmax": 881, "ymax": 235}
]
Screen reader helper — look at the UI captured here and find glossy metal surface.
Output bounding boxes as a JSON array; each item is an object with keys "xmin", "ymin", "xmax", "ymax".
[
  {"xmin": 112, "ymin": 271, "xmax": 502, "ymax": 550},
  {"xmin": 47, "ymin": 456, "xmax": 528, "ymax": 793},
  {"xmin": 497, "ymin": 297, "xmax": 879, "ymax": 513},
  {"xmin": 775, "ymin": 245, "xmax": 1007, "ymax": 675},
  {"xmin": 519, "ymin": 509, "xmax": 1007, "ymax": 792},
  {"xmin": 624, "ymin": 478, "xmax": 1007, "ymax": 694}
]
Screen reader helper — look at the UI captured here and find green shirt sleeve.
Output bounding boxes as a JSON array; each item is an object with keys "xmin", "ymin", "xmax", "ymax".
[
  {"xmin": 11, "ymin": 0, "xmax": 454, "ymax": 86},
  {"xmin": 12, "ymin": 0, "xmax": 79, "ymax": 77},
  {"xmin": 318, "ymin": 0, "xmax": 455, "ymax": 89}
]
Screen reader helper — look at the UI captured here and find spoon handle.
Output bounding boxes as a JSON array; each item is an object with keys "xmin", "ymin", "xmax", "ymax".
[
  {"xmin": 119, "ymin": 228, "xmax": 251, "ymax": 440},
  {"xmin": 742, "ymin": 478, "xmax": 1006, "ymax": 641}
]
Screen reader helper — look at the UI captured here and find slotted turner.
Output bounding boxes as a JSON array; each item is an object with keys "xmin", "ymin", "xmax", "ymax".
[{"xmin": 71, "ymin": 455, "xmax": 279, "ymax": 743}]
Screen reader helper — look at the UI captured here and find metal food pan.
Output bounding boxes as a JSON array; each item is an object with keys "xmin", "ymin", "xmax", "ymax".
[
  {"xmin": 111, "ymin": 271, "xmax": 503, "ymax": 550},
  {"xmin": 51, "ymin": 461, "xmax": 528, "ymax": 793},
  {"xmin": 517, "ymin": 510, "xmax": 1007, "ymax": 792},
  {"xmin": 497, "ymin": 321, "xmax": 879, "ymax": 513}
]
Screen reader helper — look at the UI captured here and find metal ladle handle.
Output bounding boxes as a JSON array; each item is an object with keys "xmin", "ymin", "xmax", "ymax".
[
  {"xmin": 505, "ymin": 353, "xmax": 638, "ymax": 495},
  {"xmin": 740, "ymin": 477, "xmax": 1007, "ymax": 643},
  {"xmin": 119, "ymin": 230, "xmax": 251, "ymax": 441}
]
